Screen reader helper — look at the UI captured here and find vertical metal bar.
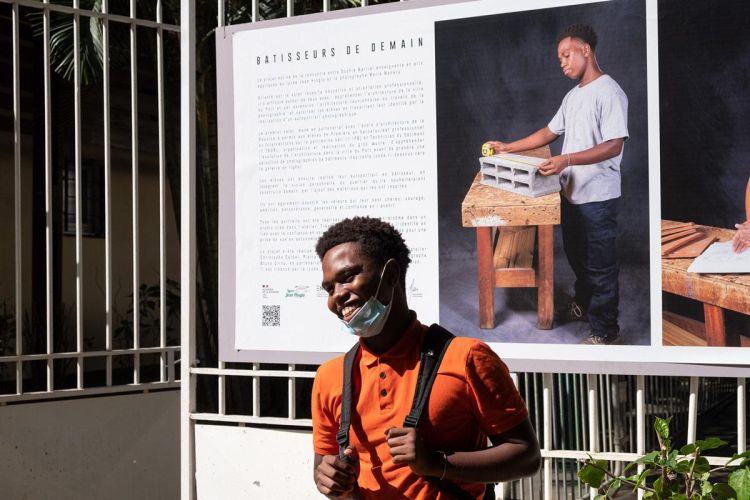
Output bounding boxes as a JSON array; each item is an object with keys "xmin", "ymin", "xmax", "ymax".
[
  {"xmin": 627, "ymin": 376, "xmax": 634, "ymax": 452},
  {"xmin": 580, "ymin": 374, "xmax": 588, "ymax": 451},
  {"xmin": 587, "ymin": 374, "xmax": 598, "ymax": 499},
  {"xmin": 180, "ymin": 0, "xmax": 197, "ymax": 496},
  {"xmin": 252, "ymin": 363, "xmax": 260, "ymax": 416},
  {"xmin": 542, "ymin": 373, "xmax": 552, "ymax": 500},
  {"xmin": 606, "ymin": 374, "xmax": 613, "ymax": 453},
  {"xmin": 571, "ymin": 374, "xmax": 581, "ymax": 450},
  {"xmin": 687, "ymin": 376, "xmax": 699, "ymax": 444},
  {"xmin": 289, "ymin": 364, "xmax": 296, "ymax": 419},
  {"xmin": 557, "ymin": 375, "xmax": 568, "ymax": 498},
  {"xmin": 157, "ymin": 0, "xmax": 167, "ymax": 382},
  {"xmin": 287, "ymin": 0, "xmax": 293, "ymax": 17},
  {"xmin": 102, "ymin": 0, "xmax": 113, "ymax": 388},
  {"xmin": 12, "ymin": 0, "xmax": 23, "ymax": 396},
  {"xmin": 362, "ymin": 0, "xmax": 369, "ymax": 7},
  {"xmin": 168, "ymin": 349, "xmax": 175, "ymax": 382},
  {"xmin": 323, "ymin": 0, "xmax": 330, "ymax": 12},
  {"xmin": 738, "ymin": 378, "xmax": 746, "ymax": 454},
  {"xmin": 217, "ymin": 0, "xmax": 225, "ymax": 27},
  {"xmin": 130, "ymin": 0, "xmax": 141, "ymax": 385},
  {"xmin": 636, "ymin": 375, "xmax": 645, "ymax": 500},
  {"xmin": 252, "ymin": 0, "xmax": 258, "ymax": 23},
  {"xmin": 73, "ymin": 0, "xmax": 84, "ymax": 390},
  {"xmin": 532, "ymin": 374, "xmax": 541, "ymax": 442},
  {"xmin": 253, "ymin": 363, "xmax": 260, "ymax": 417},
  {"xmin": 43, "ymin": 0, "xmax": 54, "ymax": 392},
  {"xmin": 218, "ymin": 361, "xmax": 226, "ymax": 415}
]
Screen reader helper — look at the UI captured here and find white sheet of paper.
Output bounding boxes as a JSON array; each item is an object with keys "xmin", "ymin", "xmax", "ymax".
[{"xmin": 687, "ymin": 240, "xmax": 750, "ymax": 274}]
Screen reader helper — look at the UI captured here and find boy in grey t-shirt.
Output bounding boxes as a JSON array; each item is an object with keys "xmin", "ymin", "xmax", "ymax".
[{"xmin": 485, "ymin": 24, "xmax": 628, "ymax": 345}]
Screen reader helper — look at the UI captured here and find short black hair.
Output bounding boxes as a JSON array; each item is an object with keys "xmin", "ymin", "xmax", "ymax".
[
  {"xmin": 315, "ymin": 216, "xmax": 411, "ymax": 289},
  {"xmin": 557, "ymin": 24, "xmax": 598, "ymax": 51}
]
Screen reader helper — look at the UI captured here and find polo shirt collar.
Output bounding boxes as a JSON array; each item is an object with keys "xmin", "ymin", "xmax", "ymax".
[{"xmin": 359, "ymin": 312, "xmax": 422, "ymax": 367}]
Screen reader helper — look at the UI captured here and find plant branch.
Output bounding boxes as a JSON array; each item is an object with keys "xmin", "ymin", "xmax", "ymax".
[
  {"xmin": 582, "ymin": 459, "xmax": 657, "ymax": 494},
  {"xmin": 686, "ymin": 448, "xmax": 699, "ymax": 496}
]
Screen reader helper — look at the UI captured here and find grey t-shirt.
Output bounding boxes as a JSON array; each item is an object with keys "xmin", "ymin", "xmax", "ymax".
[{"xmin": 547, "ymin": 74, "xmax": 629, "ymax": 204}]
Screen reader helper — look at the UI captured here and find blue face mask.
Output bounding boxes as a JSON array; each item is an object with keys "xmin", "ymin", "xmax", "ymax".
[{"xmin": 339, "ymin": 264, "xmax": 394, "ymax": 338}]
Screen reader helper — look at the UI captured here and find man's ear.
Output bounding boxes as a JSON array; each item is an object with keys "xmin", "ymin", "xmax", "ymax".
[{"xmin": 384, "ymin": 259, "xmax": 401, "ymax": 288}]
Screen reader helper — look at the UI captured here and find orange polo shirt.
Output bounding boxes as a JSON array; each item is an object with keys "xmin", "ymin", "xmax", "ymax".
[{"xmin": 312, "ymin": 314, "xmax": 528, "ymax": 499}]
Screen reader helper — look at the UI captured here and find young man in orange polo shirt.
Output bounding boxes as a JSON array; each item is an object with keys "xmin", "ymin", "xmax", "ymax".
[{"xmin": 312, "ymin": 217, "xmax": 540, "ymax": 499}]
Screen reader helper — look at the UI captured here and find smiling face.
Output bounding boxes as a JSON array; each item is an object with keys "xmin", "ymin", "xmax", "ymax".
[
  {"xmin": 320, "ymin": 242, "xmax": 390, "ymax": 322},
  {"xmin": 557, "ymin": 36, "xmax": 589, "ymax": 80}
]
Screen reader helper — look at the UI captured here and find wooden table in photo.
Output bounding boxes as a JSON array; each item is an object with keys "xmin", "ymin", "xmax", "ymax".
[
  {"xmin": 662, "ymin": 221, "xmax": 750, "ymax": 346},
  {"xmin": 461, "ymin": 146, "xmax": 560, "ymax": 329}
]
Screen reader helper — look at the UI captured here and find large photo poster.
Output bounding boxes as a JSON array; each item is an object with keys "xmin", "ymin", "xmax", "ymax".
[
  {"xmin": 217, "ymin": 0, "xmax": 750, "ymax": 367},
  {"xmin": 435, "ymin": 1, "xmax": 650, "ymax": 347}
]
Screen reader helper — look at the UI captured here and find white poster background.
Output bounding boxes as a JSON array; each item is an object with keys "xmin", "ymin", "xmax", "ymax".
[
  {"xmin": 217, "ymin": 0, "xmax": 750, "ymax": 368},
  {"xmin": 233, "ymin": 10, "xmax": 439, "ymax": 352}
]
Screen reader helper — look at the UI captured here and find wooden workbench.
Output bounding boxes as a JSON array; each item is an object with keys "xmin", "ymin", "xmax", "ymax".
[
  {"xmin": 461, "ymin": 146, "xmax": 560, "ymax": 329},
  {"xmin": 662, "ymin": 221, "xmax": 750, "ymax": 346}
]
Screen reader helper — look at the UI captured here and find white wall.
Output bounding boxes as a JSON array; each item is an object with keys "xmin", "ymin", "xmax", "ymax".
[
  {"xmin": 0, "ymin": 390, "xmax": 179, "ymax": 500},
  {"xmin": 195, "ymin": 425, "xmax": 314, "ymax": 499}
]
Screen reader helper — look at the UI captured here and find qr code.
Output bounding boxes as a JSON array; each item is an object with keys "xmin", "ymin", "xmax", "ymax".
[{"xmin": 262, "ymin": 305, "xmax": 280, "ymax": 327}]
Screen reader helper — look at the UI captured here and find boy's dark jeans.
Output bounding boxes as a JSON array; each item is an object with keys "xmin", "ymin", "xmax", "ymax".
[{"xmin": 561, "ymin": 197, "xmax": 620, "ymax": 337}]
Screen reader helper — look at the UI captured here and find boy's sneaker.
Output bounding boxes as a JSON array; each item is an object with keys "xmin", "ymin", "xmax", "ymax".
[
  {"xmin": 580, "ymin": 329, "xmax": 622, "ymax": 345},
  {"xmin": 559, "ymin": 301, "xmax": 587, "ymax": 323}
]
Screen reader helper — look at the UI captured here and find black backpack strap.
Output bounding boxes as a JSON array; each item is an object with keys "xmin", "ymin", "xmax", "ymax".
[
  {"xmin": 403, "ymin": 324, "xmax": 454, "ymax": 428},
  {"xmin": 337, "ymin": 342, "xmax": 360, "ymax": 462}
]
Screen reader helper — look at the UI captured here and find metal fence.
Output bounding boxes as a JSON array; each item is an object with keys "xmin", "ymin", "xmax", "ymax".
[
  {"xmin": 0, "ymin": 0, "xmax": 181, "ymax": 402},
  {"xmin": 189, "ymin": 362, "xmax": 747, "ymax": 499}
]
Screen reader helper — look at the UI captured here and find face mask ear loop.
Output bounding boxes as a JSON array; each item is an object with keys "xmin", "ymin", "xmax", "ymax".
[{"xmin": 373, "ymin": 259, "xmax": 395, "ymax": 304}]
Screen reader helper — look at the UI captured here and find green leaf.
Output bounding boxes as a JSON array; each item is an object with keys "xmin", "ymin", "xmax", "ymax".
[
  {"xmin": 680, "ymin": 443, "xmax": 697, "ymax": 455},
  {"xmin": 654, "ymin": 476, "xmax": 664, "ymax": 497},
  {"xmin": 729, "ymin": 468, "xmax": 750, "ymax": 500},
  {"xmin": 670, "ymin": 494, "xmax": 688, "ymax": 500},
  {"xmin": 643, "ymin": 492, "xmax": 654, "ymax": 500},
  {"xmin": 674, "ymin": 460, "xmax": 692, "ymax": 474},
  {"xmin": 692, "ymin": 456, "xmax": 711, "ymax": 475},
  {"xmin": 729, "ymin": 451, "xmax": 750, "ymax": 468},
  {"xmin": 700, "ymin": 480, "xmax": 713, "ymax": 496},
  {"xmin": 635, "ymin": 469, "xmax": 651, "ymax": 489},
  {"xmin": 654, "ymin": 417, "xmax": 672, "ymax": 440},
  {"xmin": 638, "ymin": 451, "xmax": 660, "ymax": 465},
  {"xmin": 578, "ymin": 460, "xmax": 608, "ymax": 489},
  {"xmin": 593, "ymin": 495, "xmax": 606, "ymax": 500},
  {"xmin": 665, "ymin": 449, "xmax": 679, "ymax": 468},
  {"xmin": 695, "ymin": 437, "xmax": 727, "ymax": 452},
  {"xmin": 606, "ymin": 478, "xmax": 622, "ymax": 495},
  {"xmin": 711, "ymin": 482, "xmax": 738, "ymax": 500}
]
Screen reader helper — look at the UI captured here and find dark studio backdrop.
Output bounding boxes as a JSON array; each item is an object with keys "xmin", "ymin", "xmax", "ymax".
[
  {"xmin": 433, "ymin": 0, "xmax": 650, "ymax": 344},
  {"xmin": 658, "ymin": 0, "xmax": 750, "ymax": 335},
  {"xmin": 659, "ymin": 0, "xmax": 749, "ymax": 229}
]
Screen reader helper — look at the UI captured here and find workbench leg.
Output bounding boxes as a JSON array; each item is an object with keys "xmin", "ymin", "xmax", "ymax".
[
  {"xmin": 537, "ymin": 225, "xmax": 554, "ymax": 329},
  {"xmin": 477, "ymin": 227, "xmax": 495, "ymax": 329},
  {"xmin": 703, "ymin": 303, "xmax": 741, "ymax": 346},
  {"xmin": 703, "ymin": 303, "xmax": 726, "ymax": 346}
]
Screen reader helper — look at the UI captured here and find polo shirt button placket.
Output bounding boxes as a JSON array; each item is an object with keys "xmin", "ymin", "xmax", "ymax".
[{"xmin": 378, "ymin": 360, "xmax": 392, "ymax": 411}]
